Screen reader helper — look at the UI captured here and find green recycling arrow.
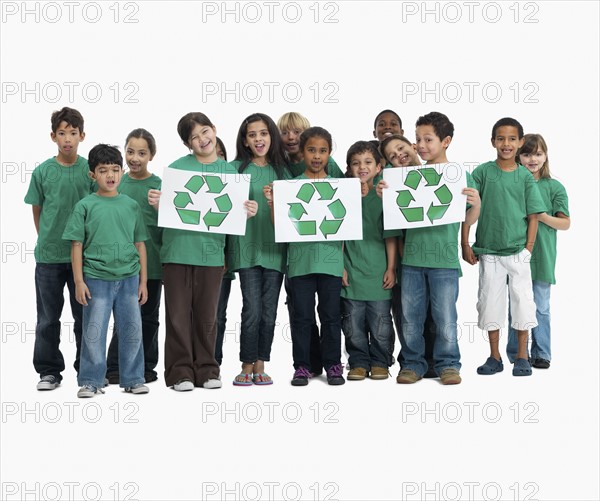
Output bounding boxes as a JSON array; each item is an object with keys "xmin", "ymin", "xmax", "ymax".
[
  {"xmin": 396, "ymin": 190, "xmax": 415, "ymax": 208},
  {"xmin": 176, "ymin": 208, "xmax": 201, "ymax": 225},
  {"xmin": 400, "ymin": 207, "xmax": 424, "ymax": 223},
  {"xmin": 297, "ymin": 184, "xmax": 315, "ymax": 203},
  {"xmin": 434, "ymin": 185, "xmax": 453, "ymax": 204},
  {"xmin": 174, "ymin": 191, "xmax": 193, "ymax": 209},
  {"xmin": 319, "ymin": 218, "xmax": 343, "ymax": 238},
  {"xmin": 214, "ymin": 194, "xmax": 232, "ymax": 212},
  {"xmin": 327, "ymin": 199, "xmax": 346, "ymax": 219},
  {"xmin": 203, "ymin": 209, "xmax": 227, "ymax": 228},
  {"xmin": 288, "ymin": 202, "xmax": 307, "ymax": 220},
  {"xmin": 404, "ymin": 170, "xmax": 422, "ymax": 190},
  {"xmin": 205, "ymin": 175, "xmax": 227, "ymax": 194},
  {"xmin": 293, "ymin": 220, "xmax": 317, "ymax": 236},
  {"xmin": 420, "ymin": 168, "xmax": 442, "ymax": 186},
  {"xmin": 426, "ymin": 203, "xmax": 450, "ymax": 223},
  {"xmin": 314, "ymin": 182, "xmax": 337, "ymax": 200},
  {"xmin": 185, "ymin": 175, "xmax": 205, "ymax": 194}
]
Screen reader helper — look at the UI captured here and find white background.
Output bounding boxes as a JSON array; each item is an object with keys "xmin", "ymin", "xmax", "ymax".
[{"xmin": 1, "ymin": 1, "xmax": 598, "ymax": 500}]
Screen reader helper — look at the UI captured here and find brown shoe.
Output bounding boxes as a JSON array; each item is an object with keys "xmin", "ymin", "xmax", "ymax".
[
  {"xmin": 369, "ymin": 366, "xmax": 389, "ymax": 380},
  {"xmin": 440, "ymin": 368, "xmax": 462, "ymax": 385},
  {"xmin": 347, "ymin": 367, "xmax": 367, "ymax": 380},
  {"xmin": 396, "ymin": 369, "xmax": 422, "ymax": 384}
]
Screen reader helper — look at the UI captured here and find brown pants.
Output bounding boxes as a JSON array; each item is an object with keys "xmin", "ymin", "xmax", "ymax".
[{"xmin": 163, "ymin": 264, "xmax": 223, "ymax": 387}]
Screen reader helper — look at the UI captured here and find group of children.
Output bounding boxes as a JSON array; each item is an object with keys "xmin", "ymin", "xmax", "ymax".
[{"xmin": 25, "ymin": 107, "xmax": 570, "ymax": 397}]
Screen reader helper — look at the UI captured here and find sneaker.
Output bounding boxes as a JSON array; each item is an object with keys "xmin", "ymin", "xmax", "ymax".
[
  {"xmin": 37, "ymin": 375, "xmax": 60, "ymax": 391},
  {"xmin": 203, "ymin": 377, "xmax": 222, "ymax": 389},
  {"xmin": 440, "ymin": 368, "xmax": 462, "ymax": 385},
  {"xmin": 326, "ymin": 364, "xmax": 345, "ymax": 385},
  {"xmin": 532, "ymin": 358, "xmax": 550, "ymax": 369},
  {"xmin": 370, "ymin": 366, "xmax": 389, "ymax": 380},
  {"xmin": 77, "ymin": 385, "xmax": 105, "ymax": 398},
  {"xmin": 125, "ymin": 384, "xmax": 149, "ymax": 394},
  {"xmin": 423, "ymin": 365, "xmax": 437, "ymax": 379},
  {"xmin": 396, "ymin": 369, "xmax": 422, "ymax": 384},
  {"xmin": 291, "ymin": 367, "xmax": 312, "ymax": 386},
  {"xmin": 173, "ymin": 379, "xmax": 194, "ymax": 392},
  {"xmin": 144, "ymin": 372, "xmax": 158, "ymax": 383},
  {"xmin": 347, "ymin": 367, "xmax": 367, "ymax": 380},
  {"xmin": 106, "ymin": 373, "xmax": 120, "ymax": 385},
  {"xmin": 103, "ymin": 378, "xmax": 110, "ymax": 388}
]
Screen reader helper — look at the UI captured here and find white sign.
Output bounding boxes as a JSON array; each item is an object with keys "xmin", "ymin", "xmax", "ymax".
[
  {"xmin": 273, "ymin": 178, "xmax": 363, "ymax": 242},
  {"xmin": 158, "ymin": 167, "xmax": 250, "ymax": 235},
  {"xmin": 382, "ymin": 163, "xmax": 468, "ymax": 230}
]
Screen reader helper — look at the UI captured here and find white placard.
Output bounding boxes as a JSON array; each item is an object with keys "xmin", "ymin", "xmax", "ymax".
[
  {"xmin": 273, "ymin": 178, "xmax": 362, "ymax": 242},
  {"xmin": 382, "ymin": 163, "xmax": 468, "ymax": 230},
  {"xmin": 158, "ymin": 167, "xmax": 250, "ymax": 235}
]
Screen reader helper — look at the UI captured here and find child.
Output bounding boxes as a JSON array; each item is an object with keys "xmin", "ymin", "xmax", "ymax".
[
  {"xmin": 24, "ymin": 107, "xmax": 93, "ymax": 390},
  {"xmin": 63, "ymin": 144, "xmax": 149, "ymax": 397},
  {"xmin": 506, "ymin": 134, "xmax": 570, "ymax": 369},
  {"xmin": 396, "ymin": 112, "xmax": 480, "ymax": 385},
  {"xmin": 272, "ymin": 126, "xmax": 346, "ymax": 386},
  {"xmin": 106, "ymin": 129, "xmax": 162, "ymax": 384},
  {"xmin": 462, "ymin": 118, "xmax": 545, "ymax": 377},
  {"xmin": 342, "ymin": 141, "xmax": 397, "ymax": 380},
  {"xmin": 372, "ymin": 109, "xmax": 404, "ymax": 142},
  {"xmin": 148, "ymin": 112, "xmax": 256, "ymax": 391},
  {"xmin": 228, "ymin": 113, "xmax": 290, "ymax": 386}
]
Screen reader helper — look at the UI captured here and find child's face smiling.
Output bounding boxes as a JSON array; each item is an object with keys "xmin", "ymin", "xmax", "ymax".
[
  {"xmin": 125, "ymin": 137, "xmax": 154, "ymax": 179},
  {"xmin": 374, "ymin": 112, "xmax": 403, "ymax": 142},
  {"xmin": 244, "ymin": 120, "xmax": 271, "ymax": 162},
  {"xmin": 520, "ymin": 148, "xmax": 547, "ymax": 178},
  {"xmin": 51, "ymin": 121, "xmax": 85, "ymax": 161},
  {"xmin": 303, "ymin": 137, "xmax": 330, "ymax": 177},
  {"xmin": 281, "ymin": 127, "xmax": 303, "ymax": 156},
  {"xmin": 415, "ymin": 124, "xmax": 449, "ymax": 164},
  {"xmin": 384, "ymin": 139, "xmax": 420, "ymax": 167},
  {"xmin": 350, "ymin": 151, "xmax": 381, "ymax": 186},
  {"xmin": 188, "ymin": 123, "xmax": 218, "ymax": 161},
  {"xmin": 492, "ymin": 125, "xmax": 523, "ymax": 162},
  {"xmin": 92, "ymin": 163, "xmax": 123, "ymax": 196}
]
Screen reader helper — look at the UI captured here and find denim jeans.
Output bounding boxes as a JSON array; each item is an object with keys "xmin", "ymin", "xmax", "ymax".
[
  {"xmin": 215, "ymin": 276, "xmax": 233, "ymax": 366},
  {"xmin": 400, "ymin": 265, "xmax": 461, "ymax": 376},
  {"xmin": 342, "ymin": 298, "xmax": 393, "ymax": 369},
  {"xmin": 507, "ymin": 280, "xmax": 551, "ymax": 363},
  {"xmin": 106, "ymin": 279, "xmax": 162, "ymax": 378},
  {"xmin": 78, "ymin": 275, "xmax": 145, "ymax": 389},
  {"xmin": 289, "ymin": 274, "xmax": 342, "ymax": 371},
  {"xmin": 33, "ymin": 263, "xmax": 83, "ymax": 382},
  {"xmin": 238, "ymin": 267, "xmax": 283, "ymax": 363}
]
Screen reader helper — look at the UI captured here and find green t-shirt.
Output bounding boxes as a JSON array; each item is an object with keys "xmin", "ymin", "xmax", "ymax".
[
  {"xmin": 160, "ymin": 155, "xmax": 238, "ymax": 267},
  {"xmin": 342, "ymin": 189, "xmax": 392, "ymax": 301},
  {"xmin": 472, "ymin": 161, "xmax": 545, "ymax": 256},
  {"xmin": 24, "ymin": 156, "xmax": 94, "ymax": 263},
  {"xmin": 62, "ymin": 194, "xmax": 148, "ymax": 280},
  {"xmin": 402, "ymin": 171, "xmax": 474, "ymax": 271},
  {"xmin": 530, "ymin": 178, "xmax": 569, "ymax": 284},
  {"xmin": 226, "ymin": 161, "xmax": 288, "ymax": 273},
  {"xmin": 286, "ymin": 174, "xmax": 344, "ymax": 279},
  {"xmin": 289, "ymin": 157, "xmax": 344, "ymax": 178},
  {"xmin": 118, "ymin": 173, "xmax": 163, "ymax": 280}
]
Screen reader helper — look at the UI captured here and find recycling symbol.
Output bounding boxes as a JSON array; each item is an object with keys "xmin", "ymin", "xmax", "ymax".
[
  {"xmin": 173, "ymin": 175, "xmax": 232, "ymax": 229},
  {"xmin": 396, "ymin": 167, "xmax": 453, "ymax": 223},
  {"xmin": 288, "ymin": 181, "xmax": 346, "ymax": 238}
]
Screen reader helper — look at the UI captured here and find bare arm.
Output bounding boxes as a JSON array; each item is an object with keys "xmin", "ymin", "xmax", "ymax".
[
  {"xmin": 461, "ymin": 222, "xmax": 477, "ymax": 265},
  {"xmin": 538, "ymin": 211, "xmax": 570, "ymax": 231},
  {"xmin": 525, "ymin": 214, "xmax": 539, "ymax": 253},
  {"xmin": 383, "ymin": 237, "xmax": 397, "ymax": 289},
  {"xmin": 32, "ymin": 206, "xmax": 41, "ymax": 234},
  {"xmin": 71, "ymin": 241, "xmax": 91, "ymax": 305},
  {"xmin": 135, "ymin": 241, "xmax": 148, "ymax": 305}
]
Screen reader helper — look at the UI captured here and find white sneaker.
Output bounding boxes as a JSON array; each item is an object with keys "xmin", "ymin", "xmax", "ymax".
[
  {"xmin": 37, "ymin": 375, "xmax": 60, "ymax": 390},
  {"xmin": 77, "ymin": 385, "xmax": 105, "ymax": 398},
  {"xmin": 173, "ymin": 379, "xmax": 194, "ymax": 392},
  {"xmin": 125, "ymin": 384, "xmax": 149, "ymax": 394},
  {"xmin": 203, "ymin": 377, "xmax": 222, "ymax": 389}
]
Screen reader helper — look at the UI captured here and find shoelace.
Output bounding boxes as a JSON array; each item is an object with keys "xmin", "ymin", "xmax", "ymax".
[
  {"xmin": 41, "ymin": 375, "xmax": 56, "ymax": 382},
  {"xmin": 294, "ymin": 367, "xmax": 312, "ymax": 379},
  {"xmin": 327, "ymin": 364, "xmax": 343, "ymax": 378},
  {"xmin": 83, "ymin": 385, "xmax": 105, "ymax": 394}
]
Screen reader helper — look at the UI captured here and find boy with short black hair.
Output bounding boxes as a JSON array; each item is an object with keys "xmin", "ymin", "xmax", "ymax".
[
  {"xmin": 462, "ymin": 117, "xmax": 545, "ymax": 377},
  {"xmin": 63, "ymin": 144, "xmax": 149, "ymax": 397},
  {"xmin": 24, "ymin": 107, "xmax": 93, "ymax": 390}
]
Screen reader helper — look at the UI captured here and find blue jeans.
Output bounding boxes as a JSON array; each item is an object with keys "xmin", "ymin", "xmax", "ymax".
[
  {"xmin": 33, "ymin": 263, "xmax": 83, "ymax": 382},
  {"xmin": 215, "ymin": 276, "xmax": 233, "ymax": 366},
  {"xmin": 106, "ymin": 279, "xmax": 162, "ymax": 377},
  {"xmin": 289, "ymin": 274, "xmax": 342, "ymax": 371},
  {"xmin": 78, "ymin": 276, "xmax": 145, "ymax": 389},
  {"xmin": 400, "ymin": 265, "xmax": 461, "ymax": 376},
  {"xmin": 238, "ymin": 267, "xmax": 283, "ymax": 363},
  {"xmin": 507, "ymin": 280, "xmax": 551, "ymax": 362},
  {"xmin": 342, "ymin": 298, "xmax": 393, "ymax": 369}
]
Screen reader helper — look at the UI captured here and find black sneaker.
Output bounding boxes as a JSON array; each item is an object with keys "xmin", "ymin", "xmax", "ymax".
[
  {"xmin": 106, "ymin": 373, "xmax": 120, "ymax": 385},
  {"xmin": 291, "ymin": 367, "xmax": 311, "ymax": 386},
  {"xmin": 144, "ymin": 372, "xmax": 158, "ymax": 383},
  {"xmin": 326, "ymin": 364, "xmax": 345, "ymax": 385},
  {"xmin": 532, "ymin": 358, "xmax": 550, "ymax": 369}
]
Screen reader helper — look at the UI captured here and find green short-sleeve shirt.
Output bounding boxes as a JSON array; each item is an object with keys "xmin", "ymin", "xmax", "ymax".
[
  {"xmin": 24, "ymin": 156, "xmax": 94, "ymax": 263},
  {"xmin": 118, "ymin": 173, "xmax": 163, "ymax": 280},
  {"xmin": 62, "ymin": 194, "xmax": 148, "ymax": 280}
]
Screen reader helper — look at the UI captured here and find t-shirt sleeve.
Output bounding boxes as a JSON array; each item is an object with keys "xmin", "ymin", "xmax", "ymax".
[
  {"xmin": 552, "ymin": 181, "xmax": 569, "ymax": 217},
  {"xmin": 525, "ymin": 173, "xmax": 545, "ymax": 215},
  {"xmin": 328, "ymin": 157, "xmax": 346, "ymax": 179},
  {"xmin": 133, "ymin": 205, "xmax": 149, "ymax": 242},
  {"xmin": 62, "ymin": 202, "xmax": 85, "ymax": 242},
  {"xmin": 24, "ymin": 169, "xmax": 43, "ymax": 205}
]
